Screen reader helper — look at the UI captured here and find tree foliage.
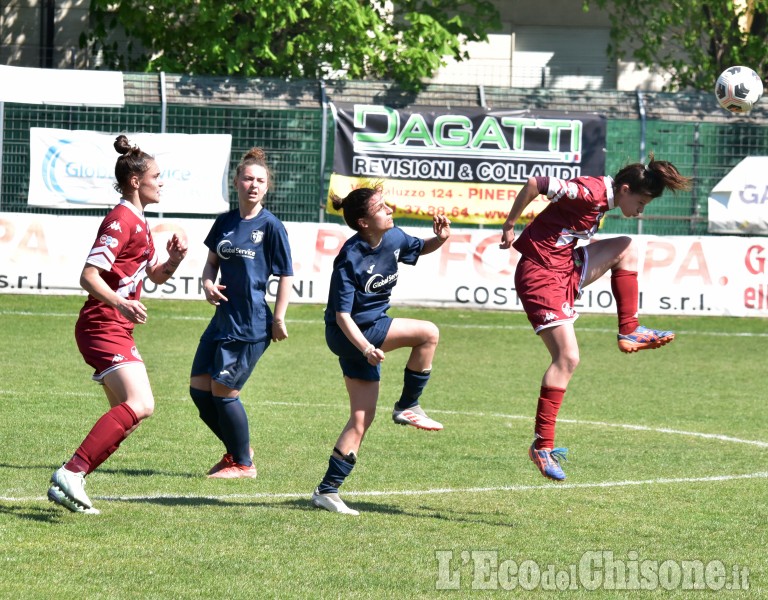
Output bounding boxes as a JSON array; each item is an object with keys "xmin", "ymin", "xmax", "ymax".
[
  {"xmin": 82, "ymin": 0, "xmax": 500, "ymax": 89},
  {"xmin": 584, "ymin": 0, "xmax": 768, "ymax": 91}
]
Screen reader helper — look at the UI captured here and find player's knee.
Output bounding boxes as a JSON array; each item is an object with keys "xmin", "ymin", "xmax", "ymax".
[
  {"xmin": 561, "ymin": 352, "xmax": 580, "ymax": 374},
  {"xmin": 424, "ymin": 321, "xmax": 440, "ymax": 346},
  {"xmin": 617, "ymin": 236, "xmax": 637, "ymax": 261},
  {"xmin": 350, "ymin": 411, "xmax": 375, "ymax": 433},
  {"xmin": 129, "ymin": 398, "xmax": 155, "ymax": 420}
]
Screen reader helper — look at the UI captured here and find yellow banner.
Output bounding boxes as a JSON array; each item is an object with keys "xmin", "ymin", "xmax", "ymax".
[{"xmin": 327, "ymin": 174, "xmax": 548, "ymax": 225}]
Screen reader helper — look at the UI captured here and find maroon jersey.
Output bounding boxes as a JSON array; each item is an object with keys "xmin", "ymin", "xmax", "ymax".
[
  {"xmin": 513, "ymin": 176, "xmax": 615, "ymax": 272},
  {"xmin": 77, "ymin": 200, "xmax": 157, "ymax": 329}
]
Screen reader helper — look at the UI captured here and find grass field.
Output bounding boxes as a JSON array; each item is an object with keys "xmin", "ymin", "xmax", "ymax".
[{"xmin": 1, "ymin": 294, "xmax": 766, "ymax": 598}]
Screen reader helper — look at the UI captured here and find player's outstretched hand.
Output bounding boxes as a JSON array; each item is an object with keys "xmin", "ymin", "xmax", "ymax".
[
  {"xmin": 204, "ymin": 283, "xmax": 228, "ymax": 306},
  {"xmin": 272, "ymin": 320, "xmax": 288, "ymax": 342},
  {"xmin": 433, "ymin": 214, "xmax": 451, "ymax": 241},
  {"xmin": 366, "ymin": 348, "xmax": 385, "ymax": 366},
  {"xmin": 118, "ymin": 299, "xmax": 149, "ymax": 324},
  {"xmin": 499, "ymin": 223, "xmax": 516, "ymax": 249},
  {"xmin": 166, "ymin": 233, "xmax": 188, "ymax": 264}
]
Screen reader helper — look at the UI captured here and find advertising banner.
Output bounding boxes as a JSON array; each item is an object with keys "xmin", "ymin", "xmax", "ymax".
[
  {"xmin": 1, "ymin": 213, "xmax": 766, "ymax": 318},
  {"xmin": 28, "ymin": 128, "xmax": 231, "ymax": 214},
  {"xmin": 328, "ymin": 103, "xmax": 606, "ymax": 225},
  {"xmin": 0, "ymin": 66, "xmax": 125, "ymax": 107},
  {"xmin": 708, "ymin": 156, "xmax": 768, "ymax": 234}
]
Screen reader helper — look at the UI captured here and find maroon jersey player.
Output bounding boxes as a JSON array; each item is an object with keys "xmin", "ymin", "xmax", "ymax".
[
  {"xmin": 47, "ymin": 135, "xmax": 188, "ymax": 514},
  {"xmin": 500, "ymin": 154, "xmax": 691, "ymax": 481}
]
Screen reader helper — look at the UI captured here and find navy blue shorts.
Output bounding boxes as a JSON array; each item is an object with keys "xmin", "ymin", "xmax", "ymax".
[
  {"xmin": 325, "ymin": 317, "xmax": 393, "ymax": 381},
  {"xmin": 190, "ymin": 337, "xmax": 270, "ymax": 391}
]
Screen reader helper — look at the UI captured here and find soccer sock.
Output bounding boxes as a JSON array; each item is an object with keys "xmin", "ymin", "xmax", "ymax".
[
  {"xmin": 394, "ymin": 367, "xmax": 431, "ymax": 411},
  {"xmin": 534, "ymin": 386, "xmax": 566, "ymax": 450},
  {"xmin": 66, "ymin": 403, "xmax": 140, "ymax": 475},
  {"xmin": 611, "ymin": 269, "xmax": 640, "ymax": 335},
  {"xmin": 213, "ymin": 395, "xmax": 252, "ymax": 466},
  {"xmin": 189, "ymin": 387, "xmax": 224, "ymax": 441},
  {"xmin": 317, "ymin": 454, "xmax": 355, "ymax": 495}
]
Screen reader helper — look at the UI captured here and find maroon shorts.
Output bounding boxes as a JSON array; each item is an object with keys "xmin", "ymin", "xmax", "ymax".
[
  {"xmin": 515, "ymin": 248, "xmax": 587, "ymax": 333},
  {"xmin": 75, "ymin": 321, "xmax": 144, "ymax": 381}
]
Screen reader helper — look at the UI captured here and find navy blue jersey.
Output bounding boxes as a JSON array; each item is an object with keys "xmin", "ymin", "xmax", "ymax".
[
  {"xmin": 324, "ymin": 226, "xmax": 424, "ymax": 327},
  {"xmin": 202, "ymin": 208, "xmax": 293, "ymax": 342}
]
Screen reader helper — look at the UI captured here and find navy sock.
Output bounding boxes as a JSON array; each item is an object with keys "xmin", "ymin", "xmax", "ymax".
[
  {"xmin": 212, "ymin": 395, "xmax": 252, "ymax": 466},
  {"xmin": 189, "ymin": 387, "xmax": 224, "ymax": 441},
  {"xmin": 395, "ymin": 367, "xmax": 431, "ymax": 411},
  {"xmin": 317, "ymin": 455, "xmax": 355, "ymax": 494}
]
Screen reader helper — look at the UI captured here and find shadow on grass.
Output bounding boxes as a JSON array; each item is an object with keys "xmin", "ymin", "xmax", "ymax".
[
  {"xmin": 0, "ymin": 502, "xmax": 72, "ymax": 523},
  {"xmin": 107, "ymin": 496, "xmax": 516, "ymax": 526},
  {"xmin": 0, "ymin": 463, "xmax": 204, "ymax": 480}
]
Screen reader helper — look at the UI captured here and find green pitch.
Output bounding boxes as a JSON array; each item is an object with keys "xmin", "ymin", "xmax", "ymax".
[{"xmin": 1, "ymin": 295, "xmax": 766, "ymax": 598}]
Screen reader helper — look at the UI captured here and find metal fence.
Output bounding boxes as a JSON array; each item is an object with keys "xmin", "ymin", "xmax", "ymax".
[{"xmin": 2, "ymin": 73, "xmax": 767, "ymax": 235}]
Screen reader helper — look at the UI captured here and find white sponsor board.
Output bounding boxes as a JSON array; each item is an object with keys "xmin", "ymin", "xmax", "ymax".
[
  {"xmin": 708, "ymin": 156, "xmax": 768, "ymax": 234},
  {"xmin": 0, "ymin": 66, "xmax": 125, "ymax": 107},
  {"xmin": 1, "ymin": 212, "xmax": 767, "ymax": 317},
  {"xmin": 28, "ymin": 128, "xmax": 231, "ymax": 214}
]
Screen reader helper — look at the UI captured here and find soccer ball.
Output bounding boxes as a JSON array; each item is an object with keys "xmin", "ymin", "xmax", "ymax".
[{"xmin": 715, "ymin": 66, "xmax": 763, "ymax": 114}]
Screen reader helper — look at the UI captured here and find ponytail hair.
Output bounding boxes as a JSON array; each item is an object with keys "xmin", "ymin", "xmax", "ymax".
[
  {"xmin": 613, "ymin": 152, "xmax": 692, "ymax": 198},
  {"xmin": 113, "ymin": 135, "xmax": 154, "ymax": 195},
  {"xmin": 330, "ymin": 183, "xmax": 383, "ymax": 231}
]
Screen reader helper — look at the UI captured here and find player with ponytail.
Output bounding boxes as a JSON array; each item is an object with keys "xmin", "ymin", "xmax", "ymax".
[{"xmin": 500, "ymin": 153, "xmax": 692, "ymax": 482}]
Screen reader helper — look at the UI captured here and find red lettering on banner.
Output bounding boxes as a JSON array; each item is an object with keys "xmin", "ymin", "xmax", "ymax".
[
  {"xmin": 0, "ymin": 219, "xmax": 14, "ymax": 244},
  {"xmin": 474, "ymin": 234, "xmax": 518, "ymax": 278},
  {"xmin": 744, "ymin": 285, "xmax": 767, "ymax": 309},
  {"xmin": 745, "ymin": 244, "xmax": 766, "ymax": 275},
  {"xmin": 151, "ymin": 223, "xmax": 187, "ymax": 239},
  {"xmin": 314, "ymin": 229, "xmax": 347, "ymax": 272},
  {"xmin": 17, "ymin": 223, "xmax": 48, "ymax": 257},
  {"xmin": 674, "ymin": 242, "xmax": 711, "ymax": 284},
  {"xmin": 150, "ymin": 223, "xmax": 188, "ymax": 252},
  {"xmin": 643, "ymin": 241, "xmax": 675, "ymax": 275},
  {"xmin": 438, "ymin": 235, "xmax": 471, "ymax": 276},
  {"xmin": 468, "ymin": 187, "xmax": 518, "ymax": 201}
]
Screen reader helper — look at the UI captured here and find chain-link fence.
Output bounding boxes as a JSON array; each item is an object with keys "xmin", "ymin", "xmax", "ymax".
[{"xmin": 2, "ymin": 73, "xmax": 767, "ymax": 234}]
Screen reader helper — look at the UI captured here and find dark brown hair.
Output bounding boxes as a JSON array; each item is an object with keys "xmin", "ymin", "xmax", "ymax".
[
  {"xmin": 330, "ymin": 185, "xmax": 382, "ymax": 231},
  {"xmin": 113, "ymin": 135, "xmax": 154, "ymax": 195},
  {"xmin": 613, "ymin": 152, "xmax": 692, "ymax": 198},
  {"xmin": 235, "ymin": 147, "xmax": 273, "ymax": 190}
]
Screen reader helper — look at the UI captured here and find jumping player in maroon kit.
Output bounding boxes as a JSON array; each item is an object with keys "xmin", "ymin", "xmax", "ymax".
[
  {"xmin": 47, "ymin": 135, "xmax": 188, "ymax": 514},
  {"xmin": 500, "ymin": 154, "xmax": 691, "ymax": 481}
]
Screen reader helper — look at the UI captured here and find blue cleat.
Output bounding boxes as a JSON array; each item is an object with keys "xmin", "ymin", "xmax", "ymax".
[
  {"xmin": 529, "ymin": 439, "xmax": 568, "ymax": 481},
  {"xmin": 618, "ymin": 325, "xmax": 675, "ymax": 353}
]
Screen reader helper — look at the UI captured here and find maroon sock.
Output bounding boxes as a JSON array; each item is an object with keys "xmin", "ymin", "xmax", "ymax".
[
  {"xmin": 65, "ymin": 403, "xmax": 140, "ymax": 475},
  {"xmin": 611, "ymin": 269, "xmax": 639, "ymax": 335},
  {"xmin": 534, "ymin": 386, "xmax": 566, "ymax": 449}
]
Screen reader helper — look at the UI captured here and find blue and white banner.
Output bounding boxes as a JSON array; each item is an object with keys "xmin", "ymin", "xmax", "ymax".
[
  {"xmin": 708, "ymin": 157, "xmax": 768, "ymax": 234},
  {"xmin": 28, "ymin": 128, "xmax": 231, "ymax": 214}
]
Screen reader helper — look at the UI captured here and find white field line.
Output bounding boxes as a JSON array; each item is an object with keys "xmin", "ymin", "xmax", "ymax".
[
  {"xmin": 2, "ymin": 402, "xmax": 767, "ymax": 504},
  {"xmin": 1, "ymin": 309, "xmax": 767, "ymax": 337},
  {"xmin": 262, "ymin": 401, "xmax": 768, "ymax": 449},
  {"xmin": 3, "ymin": 472, "xmax": 767, "ymax": 504}
]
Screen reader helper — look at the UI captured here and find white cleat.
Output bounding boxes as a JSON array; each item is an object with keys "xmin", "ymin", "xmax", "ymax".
[
  {"xmin": 392, "ymin": 405, "xmax": 443, "ymax": 431},
  {"xmin": 48, "ymin": 466, "xmax": 100, "ymax": 514},
  {"xmin": 311, "ymin": 488, "xmax": 360, "ymax": 516}
]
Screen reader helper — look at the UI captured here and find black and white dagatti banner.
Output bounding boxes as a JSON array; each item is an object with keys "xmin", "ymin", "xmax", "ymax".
[{"xmin": 329, "ymin": 103, "xmax": 606, "ymax": 225}]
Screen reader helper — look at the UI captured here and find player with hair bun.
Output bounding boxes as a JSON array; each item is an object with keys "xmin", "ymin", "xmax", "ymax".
[
  {"xmin": 500, "ymin": 153, "xmax": 692, "ymax": 482},
  {"xmin": 189, "ymin": 147, "xmax": 293, "ymax": 479},
  {"xmin": 48, "ymin": 135, "xmax": 188, "ymax": 514},
  {"xmin": 311, "ymin": 184, "xmax": 451, "ymax": 516}
]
